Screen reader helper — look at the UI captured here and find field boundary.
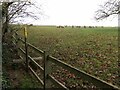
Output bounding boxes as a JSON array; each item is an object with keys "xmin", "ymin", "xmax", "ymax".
[{"xmin": 11, "ymin": 31, "xmax": 120, "ymax": 90}]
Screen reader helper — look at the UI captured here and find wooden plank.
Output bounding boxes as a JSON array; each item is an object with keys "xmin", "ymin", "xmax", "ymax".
[
  {"xmin": 19, "ymin": 47, "xmax": 26, "ymax": 54},
  {"xmin": 48, "ymin": 74, "xmax": 69, "ymax": 90},
  {"xmin": 19, "ymin": 55, "xmax": 23, "ymax": 60},
  {"xmin": 13, "ymin": 59, "xmax": 23, "ymax": 63},
  {"xmin": 13, "ymin": 57, "xmax": 42, "ymax": 63},
  {"xmin": 28, "ymin": 65, "xmax": 44, "ymax": 86},
  {"xmin": 28, "ymin": 55, "xmax": 44, "ymax": 71},
  {"xmin": 19, "ymin": 48, "xmax": 44, "ymax": 71},
  {"xmin": 32, "ymin": 57, "xmax": 43, "ymax": 60},
  {"xmin": 48, "ymin": 56, "xmax": 120, "ymax": 89},
  {"xmin": 12, "ymin": 35, "xmax": 17, "ymax": 40},
  {"xmin": 13, "ymin": 52, "xmax": 25, "ymax": 63},
  {"xmin": 12, "ymin": 41, "xmax": 16, "ymax": 46},
  {"xmin": 19, "ymin": 38, "xmax": 44, "ymax": 55}
]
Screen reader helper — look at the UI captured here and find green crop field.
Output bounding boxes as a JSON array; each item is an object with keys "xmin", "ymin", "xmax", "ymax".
[{"xmin": 18, "ymin": 26, "xmax": 119, "ymax": 87}]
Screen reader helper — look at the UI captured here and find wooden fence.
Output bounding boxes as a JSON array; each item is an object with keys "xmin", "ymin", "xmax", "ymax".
[{"xmin": 12, "ymin": 31, "xmax": 120, "ymax": 90}]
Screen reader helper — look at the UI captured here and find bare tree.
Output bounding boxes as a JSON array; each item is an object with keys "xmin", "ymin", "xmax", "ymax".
[
  {"xmin": 95, "ymin": 0, "xmax": 120, "ymax": 20},
  {"xmin": 2, "ymin": 2, "xmax": 13, "ymax": 34},
  {"xmin": 2, "ymin": 1, "xmax": 42, "ymax": 34}
]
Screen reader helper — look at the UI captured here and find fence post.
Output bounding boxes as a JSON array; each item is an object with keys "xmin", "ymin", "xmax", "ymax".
[
  {"xmin": 15, "ymin": 32, "xmax": 19, "ymax": 57},
  {"xmin": 15, "ymin": 32, "xmax": 19, "ymax": 48},
  {"xmin": 24, "ymin": 26, "xmax": 29, "ymax": 72},
  {"xmin": 44, "ymin": 54, "xmax": 52, "ymax": 89},
  {"xmin": 43, "ymin": 51, "xmax": 46, "ymax": 90}
]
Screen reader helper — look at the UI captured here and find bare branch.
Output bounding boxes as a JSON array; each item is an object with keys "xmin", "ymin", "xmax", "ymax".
[
  {"xmin": 7, "ymin": 1, "xmax": 42, "ymax": 23},
  {"xmin": 95, "ymin": 0, "xmax": 119, "ymax": 20}
]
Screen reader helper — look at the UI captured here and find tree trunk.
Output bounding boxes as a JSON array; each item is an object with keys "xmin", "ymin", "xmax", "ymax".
[
  {"xmin": 2, "ymin": 3, "xmax": 9, "ymax": 42},
  {"xmin": 2, "ymin": 3, "xmax": 9, "ymax": 35}
]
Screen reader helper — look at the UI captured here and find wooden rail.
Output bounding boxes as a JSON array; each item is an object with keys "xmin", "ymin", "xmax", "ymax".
[
  {"xmin": 48, "ymin": 74, "xmax": 69, "ymax": 89},
  {"xmin": 19, "ymin": 48, "xmax": 44, "ymax": 71},
  {"xmin": 19, "ymin": 37, "xmax": 44, "ymax": 55},
  {"xmin": 29, "ymin": 65, "xmax": 44, "ymax": 85},
  {"xmin": 48, "ymin": 56, "xmax": 119, "ymax": 89},
  {"xmin": 12, "ymin": 32, "xmax": 120, "ymax": 90}
]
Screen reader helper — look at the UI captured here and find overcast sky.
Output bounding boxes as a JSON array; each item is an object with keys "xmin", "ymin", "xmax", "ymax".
[{"xmin": 26, "ymin": 0, "xmax": 118, "ymax": 26}]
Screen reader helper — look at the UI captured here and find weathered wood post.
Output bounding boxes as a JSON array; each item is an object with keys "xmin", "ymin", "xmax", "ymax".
[
  {"xmin": 14, "ymin": 32, "xmax": 19, "ymax": 58},
  {"xmin": 44, "ymin": 54, "xmax": 52, "ymax": 89},
  {"xmin": 24, "ymin": 25, "xmax": 28, "ymax": 72},
  {"xmin": 43, "ymin": 51, "xmax": 46, "ymax": 90}
]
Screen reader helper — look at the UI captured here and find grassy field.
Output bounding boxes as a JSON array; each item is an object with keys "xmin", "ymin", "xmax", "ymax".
[{"xmin": 18, "ymin": 26, "xmax": 118, "ymax": 87}]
